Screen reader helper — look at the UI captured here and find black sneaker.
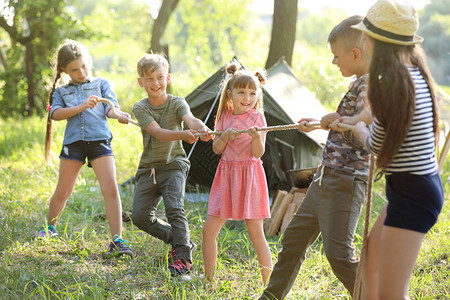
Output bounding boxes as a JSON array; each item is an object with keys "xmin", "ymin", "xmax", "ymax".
[{"xmin": 168, "ymin": 259, "xmax": 192, "ymax": 276}]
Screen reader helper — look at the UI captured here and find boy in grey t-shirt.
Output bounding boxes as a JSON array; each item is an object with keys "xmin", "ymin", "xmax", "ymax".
[{"xmin": 132, "ymin": 54, "xmax": 211, "ymax": 276}]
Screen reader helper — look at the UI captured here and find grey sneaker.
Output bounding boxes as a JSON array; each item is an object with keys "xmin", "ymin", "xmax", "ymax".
[
  {"xmin": 103, "ymin": 235, "xmax": 134, "ymax": 259},
  {"xmin": 36, "ymin": 224, "xmax": 58, "ymax": 239}
]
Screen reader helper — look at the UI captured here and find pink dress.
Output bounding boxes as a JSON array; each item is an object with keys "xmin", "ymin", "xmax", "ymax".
[{"xmin": 208, "ymin": 109, "xmax": 270, "ymax": 220}]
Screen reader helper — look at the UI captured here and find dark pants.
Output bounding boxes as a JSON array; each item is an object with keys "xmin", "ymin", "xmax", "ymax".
[
  {"xmin": 260, "ymin": 165, "xmax": 367, "ymax": 299},
  {"xmin": 132, "ymin": 161, "xmax": 193, "ymax": 262}
]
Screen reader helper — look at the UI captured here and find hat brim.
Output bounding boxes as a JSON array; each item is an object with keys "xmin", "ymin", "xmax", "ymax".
[{"xmin": 352, "ymin": 21, "xmax": 423, "ymax": 46}]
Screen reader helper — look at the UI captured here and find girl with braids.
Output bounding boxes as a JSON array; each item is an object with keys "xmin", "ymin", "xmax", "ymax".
[
  {"xmin": 202, "ymin": 62, "xmax": 272, "ymax": 285},
  {"xmin": 39, "ymin": 40, "xmax": 134, "ymax": 259},
  {"xmin": 352, "ymin": 0, "xmax": 444, "ymax": 298}
]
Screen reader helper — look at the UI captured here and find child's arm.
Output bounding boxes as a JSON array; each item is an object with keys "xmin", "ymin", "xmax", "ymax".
[
  {"xmin": 329, "ymin": 106, "xmax": 372, "ymax": 132},
  {"xmin": 51, "ymin": 96, "xmax": 98, "ymax": 121},
  {"xmin": 107, "ymin": 107, "xmax": 132, "ymax": 124},
  {"xmin": 182, "ymin": 113, "xmax": 213, "ymax": 141},
  {"xmin": 144, "ymin": 121, "xmax": 199, "ymax": 144},
  {"xmin": 212, "ymin": 128, "xmax": 239, "ymax": 155},
  {"xmin": 248, "ymin": 126, "xmax": 266, "ymax": 158},
  {"xmin": 353, "ymin": 121, "xmax": 370, "ymax": 147}
]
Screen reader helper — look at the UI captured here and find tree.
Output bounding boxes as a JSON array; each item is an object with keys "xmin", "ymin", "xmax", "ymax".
[
  {"xmin": 265, "ymin": 0, "xmax": 298, "ymax": 69},
  {"xmin": 0, "ymin": 0, "xmax": 85, "ymax": 117},
  {"xmin": 150, "ymin": 0, "xmax": 180, "ymax": 56}
]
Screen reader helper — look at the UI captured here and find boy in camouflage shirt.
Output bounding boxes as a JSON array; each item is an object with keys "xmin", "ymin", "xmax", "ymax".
[{"xmin": 260, "ymin": 16, "xmax": 370, "ymax": 299}]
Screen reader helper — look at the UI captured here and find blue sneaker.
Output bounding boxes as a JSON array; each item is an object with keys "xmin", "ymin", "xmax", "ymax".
[
  {"xmin": 36, "ymin": 224, "xmax": 58, "ymax": 239},
  {"xmin": 104, "ymin": 235, "xmax": 134, "ymax": 259}
]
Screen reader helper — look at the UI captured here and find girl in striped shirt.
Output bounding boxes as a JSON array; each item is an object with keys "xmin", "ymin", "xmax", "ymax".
[{"xmin": 352, "ymin": 0, "xmax": 444, "ymax": 299}]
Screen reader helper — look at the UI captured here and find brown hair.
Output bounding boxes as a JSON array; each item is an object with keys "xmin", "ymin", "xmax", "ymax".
[
  {"xmin": 368, "ymin": 41, "xmax": 439, "ymax": 169},
  {"xmin": 137, "ymin": 54, "xmax": 169, "ymax": 77},
  {"xmin": 45, "ymin": 40, "xmax": 92, "ymax": 163},
  {"xmin": 214, "ymin": 62, "xmax": 266, "ymax": 126},
  {"xmin": 328, "ymin": 15, "xmax": 364, "ymax": 50}
]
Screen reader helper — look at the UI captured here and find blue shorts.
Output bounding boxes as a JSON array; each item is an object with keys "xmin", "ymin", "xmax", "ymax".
[
  {"xmin": 59, "ymin": 139, "xmax": 114, "ymax": 168},
  {"xmin": 384, "ymin": 172, "xmax": 444, "ymax": 233}
]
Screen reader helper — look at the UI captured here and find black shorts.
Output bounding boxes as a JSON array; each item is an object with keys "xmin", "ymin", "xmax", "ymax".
[
  {"xmin": 384, "ymin": 172, "xmax": 444, "ymax": 233},
  {"xmin": 59, "ymin": 139, "xmax": 114, "ymax": 168}
]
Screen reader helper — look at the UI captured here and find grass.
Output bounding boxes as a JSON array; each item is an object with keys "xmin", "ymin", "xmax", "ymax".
[{"xmin": 0, "ymin": 116, "xmax": 449, "ymax": 299}]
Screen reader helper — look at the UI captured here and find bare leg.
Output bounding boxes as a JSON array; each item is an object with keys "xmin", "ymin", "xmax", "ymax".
[
  {"xmin": 378, "ymin": 226, "xmax": 424, "ymax": 299},
  {"xmin": 47, "ymin": 159, "xmax": 83, "ymax": 225},
  {"xmin": 202, "ymin": 215, "xmax": 227, "ymax": 280},
  {"xmin": 246, "ymin": 219, "xmax": 272, "ymax": 285},
  {"xmin": 91, "ymin": 155, "xmax": 122, "ymax": 239},
  {"xmin": 362, "ymin": 205, "xmax": 387, "ymax": 300}
]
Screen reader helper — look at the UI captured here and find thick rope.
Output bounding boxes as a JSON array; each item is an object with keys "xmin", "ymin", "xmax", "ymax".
[
  {"xmin": 194, "ymin": 121, "xmax": 354, "ymax": 136},
  {"xmin": 97, "ymin": 98, "xmax": 140, "ymax": 126},
  {"xmin": 353, "ymin": 156, "xmax": 375, "ymax": 299}
]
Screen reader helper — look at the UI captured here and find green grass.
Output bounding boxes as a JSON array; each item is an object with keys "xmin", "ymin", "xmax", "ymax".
[{"xmin": 0, "ymin": 116, "xmax": 449, "ymax": 299}]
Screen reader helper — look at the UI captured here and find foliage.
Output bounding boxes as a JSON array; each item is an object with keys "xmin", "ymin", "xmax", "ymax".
[
  {"xmin": 0, "ymin": 0, "xmax": 88, "ymax": 117},
  {"xmin": 0, "ymin": 116, "xmax": 449, "ymax": 299},
  {"xmin": 418, "ymin": 0, "xmax": 450, "ymax": 86}
]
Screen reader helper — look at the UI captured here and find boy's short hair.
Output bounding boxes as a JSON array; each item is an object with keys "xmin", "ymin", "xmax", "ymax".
[
  {"xmin": 137, "ymin": 54, "xmax": 169, "ymax": 77},
  {"xmin": 328, "ymin": 15, "xmax": 364, "ymax": 50}
]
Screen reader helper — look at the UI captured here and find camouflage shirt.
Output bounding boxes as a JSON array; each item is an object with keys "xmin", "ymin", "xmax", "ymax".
[{"xmin": 322, "ymin": 74, "xmax": 370, "ymax": 176}]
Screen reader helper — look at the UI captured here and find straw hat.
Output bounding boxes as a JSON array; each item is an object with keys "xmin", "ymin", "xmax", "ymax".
[{"xmin": 352, "ymin": 0, "xmax": 423, "ymax": 45}]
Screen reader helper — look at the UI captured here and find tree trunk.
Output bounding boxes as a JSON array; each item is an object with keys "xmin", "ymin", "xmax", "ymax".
[
  {"xmin": 265, "ymin": 0, "xmax": 298, "ymax": 69},
  {"xmin": 25, "ymin": 41, "xmax": 35, "ymax": 116},
  {"xmin": 149, "ymin": 0, "xmax": 180, "ymax": 54}
]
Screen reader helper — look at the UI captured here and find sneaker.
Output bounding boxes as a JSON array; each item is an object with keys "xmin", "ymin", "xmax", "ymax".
[
  {"xmin": 167, "ymin": 241, "xmax": 197, "ymax": 262},
  {"xmin": 103, "ymin": 234, "xmax": 134, "ymax": 259},
  {"xmin": 36, "ymin": 224, "xmax": 58, "ymax": 239},
  {"xmin": 169, "ymin": 259, "xmax": 192, "ymax": 276}
]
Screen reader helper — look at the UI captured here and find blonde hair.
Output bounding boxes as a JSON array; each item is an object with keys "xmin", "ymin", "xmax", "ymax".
[
  {"xmin": 45, "ymin": 40, "xmax": 92, "ymax": 163},
  {"xmin": 137, "ymin": 54, "xmax": 169, "ymax": 77},
  {"xmin": 215, "ymin": 62, "xmax": 266, "ymax": 126}
]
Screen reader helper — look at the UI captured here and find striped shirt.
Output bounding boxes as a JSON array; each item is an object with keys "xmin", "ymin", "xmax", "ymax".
[{"xmin": 365, "ymin": 67, "xmax": 438, "ymax": 175}]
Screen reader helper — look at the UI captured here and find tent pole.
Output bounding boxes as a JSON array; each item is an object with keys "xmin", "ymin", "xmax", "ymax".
[{"xmin": 187, "ymin": 74, "xmax": 229, "ymax": 160}]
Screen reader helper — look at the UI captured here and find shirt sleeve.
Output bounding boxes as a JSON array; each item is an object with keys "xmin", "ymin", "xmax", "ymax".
[
  {"xmin": 132, "ymin": 100, "xmax": 155, "ymax": 129},
  {"xmin": 255, "ymin": 111, "xmax": 267, "ymax": 127},
  {"xmin": 215, "ymin": 111, "xmax": 226, "ymax": 132},
  {"xmin": 366, "ymin": 118, "xmax": 384, "ymax": 155},
  {"xmin": 100, "ymin": 78, "xmax": 119, "ymax": 108},
  {"xmin": 50, "ymin": 88, "xmax": 64, "ymax": 119},
  {"xmin": 175, "ymin": 97, "xmax": 191, "ymax": 120}
]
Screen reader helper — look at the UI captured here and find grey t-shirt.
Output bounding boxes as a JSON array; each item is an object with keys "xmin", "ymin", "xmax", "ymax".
[{"xmin": 132, "ymin": 95, "xmax": 191, "ymax": 170}]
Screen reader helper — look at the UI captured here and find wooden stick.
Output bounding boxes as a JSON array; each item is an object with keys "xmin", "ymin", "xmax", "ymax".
[
  {"xmin": 97, "ymin": 98, "xmax": 140, "ymax": 126},
  {"xmin": 438, "ymin": 130, "xmax": 450, "ymax": 173}
]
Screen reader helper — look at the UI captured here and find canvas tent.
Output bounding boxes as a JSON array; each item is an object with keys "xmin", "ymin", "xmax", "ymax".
[{"xmin": 183, "ymin": 58, "xmax": 329, "ymax": 191}]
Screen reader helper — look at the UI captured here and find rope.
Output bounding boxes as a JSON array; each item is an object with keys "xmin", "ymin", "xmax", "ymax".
[
  {"xmin": 194, "ymin": 121, "xmax": 355, "ymax": 136},
  {"xmin": 97, "ymin": 98, "xmax": 140, "ymax": 126},
  {"xmin": 353, "ymin": 156, "xmax": 375, "ymax": 299}
]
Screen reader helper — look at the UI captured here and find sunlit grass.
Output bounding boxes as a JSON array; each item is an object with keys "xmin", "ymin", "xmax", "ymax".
[{"xmin": 1, "ymin": 116, "xmax": 449, "ymax": 299}]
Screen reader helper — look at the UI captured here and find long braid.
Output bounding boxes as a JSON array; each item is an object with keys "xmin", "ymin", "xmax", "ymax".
[
  {"xmin": 44, "ymin": 39, "xmax": 90, "ymax": 164},
  {"xmin": 44, "ymin": 71, "xmax": 61, "ymax": 163}
]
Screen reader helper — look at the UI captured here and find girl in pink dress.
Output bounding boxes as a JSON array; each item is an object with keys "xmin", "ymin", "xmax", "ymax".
[{"xmin": 202, "ymin": 62, "xmax": 272, "ymax": 285}]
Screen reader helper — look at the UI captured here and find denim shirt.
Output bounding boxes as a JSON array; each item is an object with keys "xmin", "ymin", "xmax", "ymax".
[{"xmin": 50, "ymin": 77, "xmax": 119, "ymax": 145}]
